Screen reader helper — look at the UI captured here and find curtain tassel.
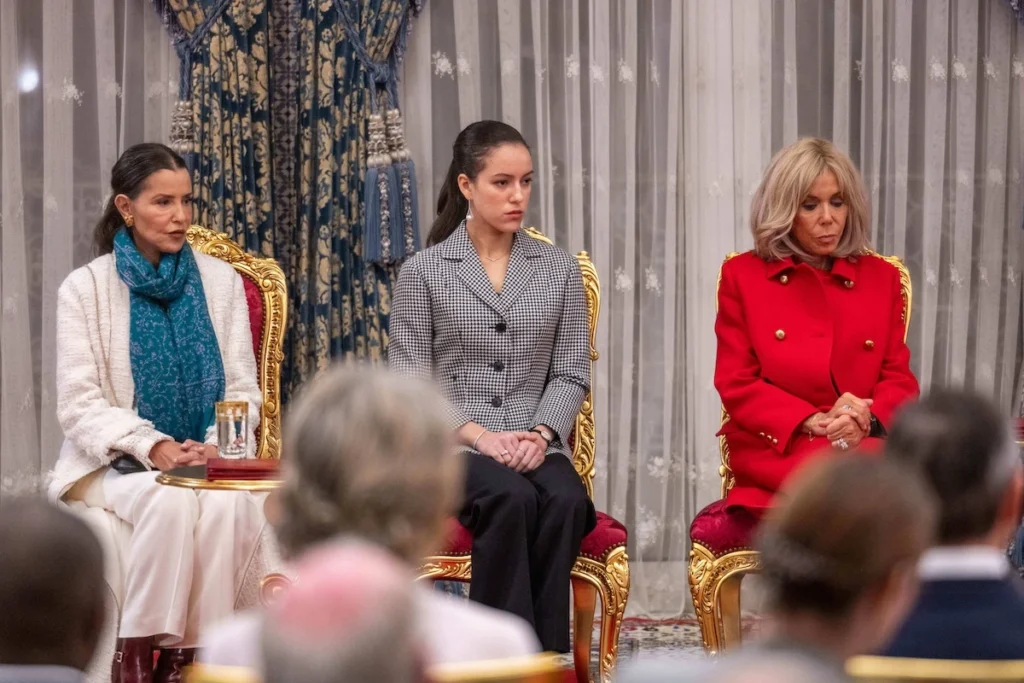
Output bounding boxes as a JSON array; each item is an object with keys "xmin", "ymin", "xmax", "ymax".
[
  {"xmin": 385, "ymin": 108, "xmax": 421, "ymax": 260},
  {"xmin": 363, "ymin": 113, "xmax": 402, "ymax": 265},
  {"xmin": 169, "ymin": 100, "xmax": 195, "ymax": 156}
]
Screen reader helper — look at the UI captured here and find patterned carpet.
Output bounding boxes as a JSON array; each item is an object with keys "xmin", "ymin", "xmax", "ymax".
[
  {"xmin": 432, "ymin": 584, "xmax": 761, "ymax": 675},
  {"xmin": 559, "ymin": 617, "xmax": 710, "ymax": 672},
  {"xmin": 559, "ymin": 617, "xmax": 764, "ymax": 681}
]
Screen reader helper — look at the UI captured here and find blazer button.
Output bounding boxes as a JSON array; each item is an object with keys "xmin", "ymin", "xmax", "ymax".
[
  {"xmin": 779, "ymin": 274, "xmax": 789, "ymax": 284},
  {"xmin": 492, "ymin": 361, "xmax": 505, "ymax": 372},
  {"xmin": 772, "ymin": 437, "xmax": 778, "ymax": 445},
  {"xmin": 864, "ymin": 340, "xmax": 875, "ymax": 349},
  {"xmin": 494, "ymin": 322, "xmax": 507, "ymax": 333},
  {"xmin": 759, "ymin": 432, "xmax": 765, "ymax": 437},
  {"xmin": 490, "ymin": 396, "xmax": 502, "ymax": 408},
  {"xmin": 844, "ymin": 279, "xmax": 854, "ymax": 289},
  {"xmin": 775, "ymin": 329, "xmax": 785, "ymax": 340}
]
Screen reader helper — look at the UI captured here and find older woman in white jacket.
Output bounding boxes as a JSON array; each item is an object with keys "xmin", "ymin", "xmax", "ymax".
[{"xmin": 50, "ymin": 143, "xmax": 265, "ymax": 683}]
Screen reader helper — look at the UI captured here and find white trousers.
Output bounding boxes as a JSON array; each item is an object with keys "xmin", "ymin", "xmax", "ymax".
[{"xmin": 71, "ymin": 469, "xmax": 265, "ymax": 647}]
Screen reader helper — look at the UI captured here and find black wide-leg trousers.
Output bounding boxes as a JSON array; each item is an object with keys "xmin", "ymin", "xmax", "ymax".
[{"xmin": 458, "ymin": 451, "xmax": 597, "ymax": 653}]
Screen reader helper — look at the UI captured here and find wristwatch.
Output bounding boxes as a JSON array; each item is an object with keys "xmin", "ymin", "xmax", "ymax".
[{"xmin": 532, "ymin": 425, "xmax": 554, "ymax": 444}]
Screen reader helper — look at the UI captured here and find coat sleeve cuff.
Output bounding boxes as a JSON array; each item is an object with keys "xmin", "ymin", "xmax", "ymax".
[
  {"xmin": 446, "ymin": 402, "xmax": 471, "ymax": 431},
  {"xmin": 112, "ymin": 428, "xmax": 168, "ymax": 470}
]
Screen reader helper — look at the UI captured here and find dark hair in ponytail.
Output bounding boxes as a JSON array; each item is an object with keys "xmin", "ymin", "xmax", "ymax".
[
  {"xmin": 427, "ymin": 120, "xmax": 530, "ymax": 246},
  {"xmin": 94, "ymin": 142, "xmax": 188, "ymax": 255}
]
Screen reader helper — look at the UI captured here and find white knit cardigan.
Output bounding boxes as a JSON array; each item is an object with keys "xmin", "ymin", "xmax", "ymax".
[{"xmin": 49, "ymin": 251, "xmax": 262, "ymax": 500}]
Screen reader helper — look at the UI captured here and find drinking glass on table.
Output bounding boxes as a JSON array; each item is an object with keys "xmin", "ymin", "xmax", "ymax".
[{"xmin": 215, "ymin": 401, "xmax": 249, "ymax": 459}]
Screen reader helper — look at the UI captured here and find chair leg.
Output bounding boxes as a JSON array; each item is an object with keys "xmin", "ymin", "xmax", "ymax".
[
  {"xmin": 690, "ymin": 545, "xmax": 762, "ymax": 655},
  {"xmin": 595, "ymin": 549, "xmax": 629, "ymax": 683},
  {"xmin": 718, "ymin": 572, "xmax": 745, "ymax": 649},
  {"xmin": 688, "ymin": 545, "xmax": 721, "ymax": 654},
  {"xmin": 570, "ymin": 576, "xmax": 596, "ymax": 683}
]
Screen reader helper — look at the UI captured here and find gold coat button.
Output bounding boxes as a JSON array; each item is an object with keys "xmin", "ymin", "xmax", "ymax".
[
  {"xmin": 779, "ymin": 274, "xmax": 789, "ymax": 284},
  {"xmin": 844, "ymin": 279, "xmax": 854, "ymax": 289},
  {"xmin": 775, "ymin": 329, "xmax": 785, "ymax": 340},
  {"xmin": 772, "ymin": 437, "xmax": 778, "ymax": 445},
  {"xmin": 864, "ymin": 339, "xmax": 875, "ymax": 349},
  {"xmin": 759, "ymin": 432, "xmax": 765, "ymax": 437}
]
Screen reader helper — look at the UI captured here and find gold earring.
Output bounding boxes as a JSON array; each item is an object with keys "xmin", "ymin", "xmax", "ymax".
[{"xmin": 124, "ymin": 215, "xmax": 134, "ymax": 227}]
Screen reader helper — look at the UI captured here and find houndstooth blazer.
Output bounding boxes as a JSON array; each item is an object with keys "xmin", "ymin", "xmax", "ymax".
[{"xmin": 388, "ymin": 223, "xmax": 590, "ymax": 457}]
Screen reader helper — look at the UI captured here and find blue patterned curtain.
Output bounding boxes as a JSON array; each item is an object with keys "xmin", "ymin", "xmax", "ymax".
[
  {"xmin": 281, "ymin": 0, "xmax": 420, "ymax": 392},
  {"xmin": 152, "ymin": 0, "xmax": 274, "ymax": 257},
  {"xmin": 152, "ymin": 0, "xmax": 422, "ymax": 399}
]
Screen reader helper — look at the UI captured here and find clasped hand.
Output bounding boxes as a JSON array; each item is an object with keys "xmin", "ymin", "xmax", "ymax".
[
  {"xmin": 149, "ymin": 439, "xmax": 217, "ymax": 472},
  {"xmin": 475, "ymin": 430, "xmax": 548, "ymax": 473},
  {"xmin": 802, "ymin": 392, "xmax": 873, "ymax": 451}
]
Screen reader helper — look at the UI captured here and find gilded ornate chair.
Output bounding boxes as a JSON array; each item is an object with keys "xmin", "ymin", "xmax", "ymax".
[
  {"xmin": 430, "ymin": 653, "xmax": 566, "ymax": 683},
  {"xmin": 186, "ymin": 664, "xmax": 260, "ymax": 683},
  {"xmin": 186, "ymin": 225, "xmax": 287, "ymax": 460},
  {"xmin": 418, "ymin": 228, "xmax": 630, "ymax": 683},
  {"xmin": 847, "ymin": 656, "xmax": 1024, "ymax": 682},
  {"xmin": 188, "ymin": 226, "xmax": 292, "ymax": 609},
  {"xmin": 688, "ymin": 252, "xmax": 912, "ymax": 654}
]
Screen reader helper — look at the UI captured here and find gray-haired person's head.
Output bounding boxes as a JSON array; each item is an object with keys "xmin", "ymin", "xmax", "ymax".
[
  {"xmin": 886, "ymin": 389, "xmax": 1023, "ymax": 545},
  {"xmin": 261, "ymin": 539, "xmax": 422, "ymax": 683},
  {"xmin": 273, "ymin": 363, "xmax": 463, "ymax": 563}
]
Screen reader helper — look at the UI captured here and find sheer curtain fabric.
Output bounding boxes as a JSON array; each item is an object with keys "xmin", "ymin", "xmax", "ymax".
[{"xmin": 0, "ymin": 0, "xmax": 178, "ymax": 494}]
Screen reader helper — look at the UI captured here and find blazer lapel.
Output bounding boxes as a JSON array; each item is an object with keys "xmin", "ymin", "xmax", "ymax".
[
  {"xmin": 444, "ymin": 224, "xmax": 503, "ymax": 314},
  {"xmin": 498, "ymin": 231, "xmax": 541, "ymax": 313}
]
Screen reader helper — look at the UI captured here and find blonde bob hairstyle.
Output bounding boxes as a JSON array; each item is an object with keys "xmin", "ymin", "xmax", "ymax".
[
  {"xmin": 750, "ymin": 137, "xmax": 872, "ymax": 262},
  {"xmin": 274, "ymin": 363, "xmax": 463, "ymax": 564}
]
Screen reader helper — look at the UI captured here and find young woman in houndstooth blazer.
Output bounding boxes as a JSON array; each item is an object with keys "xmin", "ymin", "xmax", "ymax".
[{"xmin": 389, "ymin": 121, "xmax": 596, "ymax": 653}]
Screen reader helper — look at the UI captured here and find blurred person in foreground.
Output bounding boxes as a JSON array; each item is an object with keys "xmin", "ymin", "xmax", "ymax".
[
  {"xmin": 621, "ymin": 652, "xmax": 852, "ymax": 683},
  {"xmin": 0, "ymin": 499, "xmax": 105, "ymax": 683},
  {"xmin": 261, "ymin": 540, "xmax": 424, "ymax": 683},
  {"xmin": 715, "ymin": 137, "xmax": 918, "ymax": 517},
  {"xmin": 883, "ymin": 390, "xmax": 1024, "ymax": 659},
  {"xmin": 202, "ymin": 364, "xmax": 539, "ymax": 668},
  {"xmin": 622, "ymin": 456, "xmax": 936, "ymax": 683}
]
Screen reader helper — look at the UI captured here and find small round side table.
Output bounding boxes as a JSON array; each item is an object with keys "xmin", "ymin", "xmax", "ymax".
[{"xmin": 155, "ymin": 464, "xmax": 283, "ymax": 492}]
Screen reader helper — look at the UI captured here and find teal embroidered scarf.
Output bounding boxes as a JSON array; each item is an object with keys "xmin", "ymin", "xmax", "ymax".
[{"xmin": 114, "ymin": 228, "xmax": 225, "ymax": 443}]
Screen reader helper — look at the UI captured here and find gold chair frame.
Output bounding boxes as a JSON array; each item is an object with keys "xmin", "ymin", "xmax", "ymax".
[
  {"xmin": 186, "ymin": 226, "xmax": 288, "ymax": 460},
  {"xmin": 186, "ymin": 664, "xmax": 260, "ymax": 683},
  {"xmin": 847, "ymin": 655, "xmax": 1024, "ymax": 682},
  {"xmin": 418, "ymin": 228, "xmax": 630, "ymax": 683},
  {"xmin": 430, "ymin": 653, "xmax": 566, "ymax": 683},
  {"xmin": 689, "ymin": 252, "xmax": 912, "ymax": 654}
]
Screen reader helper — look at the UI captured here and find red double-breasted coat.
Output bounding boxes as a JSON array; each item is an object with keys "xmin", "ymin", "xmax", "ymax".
[{"xmin": 713, "ymin": 250, "xmax": 919, "ymax": 511}]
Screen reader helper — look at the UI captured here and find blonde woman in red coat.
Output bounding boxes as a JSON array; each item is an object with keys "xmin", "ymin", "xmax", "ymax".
[{"xmin": 714, "ymin": 138, "xmax": 919, "ymax": 514}]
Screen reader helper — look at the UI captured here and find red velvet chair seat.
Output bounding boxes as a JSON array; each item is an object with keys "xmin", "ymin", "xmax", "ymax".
[
  {"xmin": 441, "ymin": 511, "xmax": 627, "ymax": 561},
  {"xmin": 241, "ymin": 275, "xmax": 264, "ymax": 357},
  {"xmin": 689, "ymin": 499, "xmax": 759, "ymax": 557}
]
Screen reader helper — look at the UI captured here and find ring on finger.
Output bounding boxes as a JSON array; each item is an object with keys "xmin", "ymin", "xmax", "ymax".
[{"xmin": 842, "ymin": 404, "xmax": 852, "ymax": 411}]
